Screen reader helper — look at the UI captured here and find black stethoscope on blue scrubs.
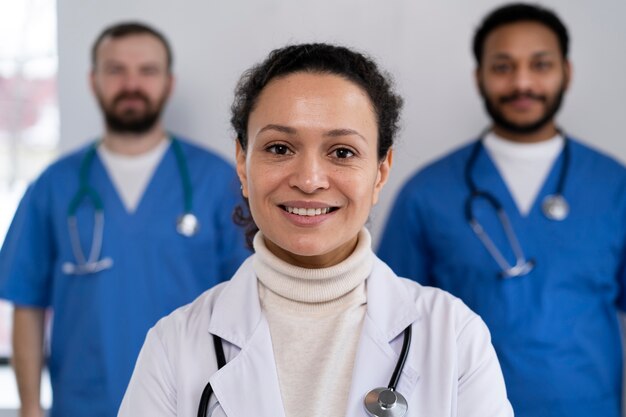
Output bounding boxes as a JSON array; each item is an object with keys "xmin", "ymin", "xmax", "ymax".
[
  {"xmin": 464, "ymin": 131, "xmax": 570, "ymax": 278},
  {"xmin": 198, "ymin": 327, "xmax": 413, "ymax": 417},
  {"xmin": 61, "ymin": 137, "xmax": 200, "ymax": 275}
]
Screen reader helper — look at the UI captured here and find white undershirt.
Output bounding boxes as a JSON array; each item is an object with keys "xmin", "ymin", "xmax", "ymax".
[
  {"xmin": 97, "ymin": 137, "xmax": 170, "ymax": 213},
  {"xmin": 483, "ymin": 132, "xmax": 564, "ymax": 216}
]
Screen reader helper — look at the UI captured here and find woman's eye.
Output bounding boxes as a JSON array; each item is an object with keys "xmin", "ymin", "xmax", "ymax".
[
  {"xmin": 267, "ymin": 144, "xmax": 291, "ymax": 155},
  {"xmin": 333, "ymin": 148, "xmax": 355, "ymax": 159}
]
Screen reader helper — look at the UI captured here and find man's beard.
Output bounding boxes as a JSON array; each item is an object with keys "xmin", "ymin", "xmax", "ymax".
[
  {"xmin": 98, "ymin": 90, "xmax": 167, "ymax": 134},
  {"xmin": 479, "ymin": 81, "xmax": 566, "ymax": 135}
]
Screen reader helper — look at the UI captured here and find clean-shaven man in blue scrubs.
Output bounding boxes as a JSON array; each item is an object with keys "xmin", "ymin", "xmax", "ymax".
[
  {"xmin": 0, "ymin": 22, "xmax": 249, "ymax": 417},
  {"xmin": 379, "ymin": 4, "xmax": 626, "ymax": 416}
]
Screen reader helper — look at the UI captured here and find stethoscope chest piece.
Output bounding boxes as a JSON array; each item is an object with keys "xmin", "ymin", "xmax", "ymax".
[
  {"xmin": 364, "ymin": 388, "xmax": 408, "ymax": 417},
  {"xmin": 177, "ymin": 213, "xmax": 200, "ymax": 237},
  {"xmin": 542, "ymin": 194, "xmax": 569, "ymax": 221}
]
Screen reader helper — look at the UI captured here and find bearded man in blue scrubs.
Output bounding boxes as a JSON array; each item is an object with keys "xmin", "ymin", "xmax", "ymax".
[
  {"xmin": 379, "ymin": 4, "xmax": 626, "ymax": 416},
  {"xmin": 0, "ymin": 22, "xmax": 249, "ymax": 417}
]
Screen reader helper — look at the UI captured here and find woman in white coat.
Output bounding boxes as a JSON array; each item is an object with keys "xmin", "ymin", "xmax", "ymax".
[{"xmin": 118, "ymin": 43, "xmax": 513, "ymax": 417}]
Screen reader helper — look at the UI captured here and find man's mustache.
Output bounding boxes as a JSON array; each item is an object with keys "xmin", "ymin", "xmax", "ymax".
[
  {"xmin": 499, "ymin": 91, "xmax": 546, "ymax": 103},
  {"xmin": 113, "ymin": 92, "xmax": 150, "ymax": 106}
]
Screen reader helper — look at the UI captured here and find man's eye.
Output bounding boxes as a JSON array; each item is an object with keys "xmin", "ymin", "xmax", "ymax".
[
  {"xmin": 141, "ymin": 67, "xmax": 160, "ymax": 76},
  {"xmin": 333, "ymin": 148, "xmax": 355, "ymax": 159},
  {"xmin": 105, "ymin": 67, "xmax": 123, "ymax": 75},
  {"xmin": 492, "ymin": 63, "xmax": 513, "ymax": 74},
  {"xmin": 533, "ymin": 61, "xmax": 553, "ymax": 71},
  {"xmin": 267, "ymin": 144, "xmax": 291, "ymax": 155}
]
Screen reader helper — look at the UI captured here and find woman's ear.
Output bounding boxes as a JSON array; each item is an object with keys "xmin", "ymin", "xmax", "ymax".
[
  {"xmin": 235, "ymin": 140, "xmax": 249, "ymax": 198},
  {"xmin": 372, "ymin": 149, "xmax": 393, "ymax": 205}
]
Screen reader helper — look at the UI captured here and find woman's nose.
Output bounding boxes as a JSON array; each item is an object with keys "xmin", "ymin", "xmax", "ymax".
[{"xmin": 288, "ymin": 154, "xmax": 329, "ymax": 193}]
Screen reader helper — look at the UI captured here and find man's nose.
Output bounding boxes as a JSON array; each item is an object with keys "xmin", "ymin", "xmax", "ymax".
[{"xmin": 511, "ymin": 66, "xmax": 534, "ymax": 92}]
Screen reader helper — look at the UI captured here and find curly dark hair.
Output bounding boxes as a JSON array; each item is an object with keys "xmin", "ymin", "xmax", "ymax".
[
  {"xmin": 230, "ymin": 43, "xmax": 403, "ymax": 249},
  {"xmin": 473, "ymin": 3, "xmax": 569, "ymax": 66}
]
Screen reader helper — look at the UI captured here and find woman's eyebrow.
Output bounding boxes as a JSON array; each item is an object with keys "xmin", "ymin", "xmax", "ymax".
[
  {"xmin": 325, "ymin": 128, "xmax": 366, "ymax": 142},
  {"xmin": 258, "ymin": 125, "xmax": 366, "ymax": 142},
  {"xmin": 258, "ymin": 124, "xmax": 297, "ymax": 135}
]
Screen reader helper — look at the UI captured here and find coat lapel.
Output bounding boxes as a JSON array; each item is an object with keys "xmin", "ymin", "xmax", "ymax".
[
  {"xmin": 344, "ymin": 259, "xmax": 422, "ymax": 416},
  {"xmin": 204, "ymin": 256, "xmax": 421, "ymax": 417},
  {"xmin": 209, "ymin": 315, "xmax": 286, "ymax": 417},
  {"xmin": 206, "ymin": 258, "xmax": 286, "ymax": 417}
]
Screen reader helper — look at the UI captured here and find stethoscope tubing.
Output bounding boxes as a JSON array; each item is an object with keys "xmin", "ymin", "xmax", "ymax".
[
  {"xmin": 197, "ymin": 334, "xmax": 227, "ymax": 417},
  {"xmin": 464, "ymin": 133, "xmax": 570, "ymax": 202},
  {"xmin": 64, "ymin": 136, "xmax": 197, "ymax": 275},
  {"xmin": 464, "ymin": 132, "xmax": 570, "ymax": 277},
  {"xmin": 171, "ymin": 138, "xmax": 194, "ymax": 213},
  {"xmin": 388, "ymin": 326, "xmax": 412, "ymax": 391},
  {"xmin": 198, "ymin": 326, "xmax": 413, "ymax": 417}
]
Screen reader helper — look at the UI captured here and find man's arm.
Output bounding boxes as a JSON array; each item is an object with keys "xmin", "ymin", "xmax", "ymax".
[
  {"xmin": 12, "ymin": 306, "xmax": 45, "ymax": 417},
  {"xmin": 619, "ymin": 312, "xmax": 626, "ymax": 417}
]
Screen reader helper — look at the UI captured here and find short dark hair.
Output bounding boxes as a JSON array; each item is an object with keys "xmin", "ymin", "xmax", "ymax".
[
  {"xmin": 231, "ymin": 43, "xmax": 403, "ymax": 249},
  {"xmin": 473, "ymin": 3, "xmax": 569, "ymax": 66},
  {"xmin": 231, "ymin": 43, "xmax": 403, "ymax": 161},
  {"xmin": 91, "ymin": 21, "xmax": 173, "ymax": 71}
]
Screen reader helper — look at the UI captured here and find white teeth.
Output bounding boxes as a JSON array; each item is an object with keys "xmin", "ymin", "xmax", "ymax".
[{"xmin": 285, "ymin": 206, "xmax": 331, "ymax": 216}]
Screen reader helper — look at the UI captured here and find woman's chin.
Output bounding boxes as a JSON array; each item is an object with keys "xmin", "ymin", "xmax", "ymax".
[{"xmin": 264, "ymin": 235, "xmax": 358, "ymax": 268}]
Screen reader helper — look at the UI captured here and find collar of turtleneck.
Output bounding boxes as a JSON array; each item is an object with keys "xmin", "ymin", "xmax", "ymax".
[{"xmin": 252, "ymin": 229, "xmax": 374, "ymax": 304}]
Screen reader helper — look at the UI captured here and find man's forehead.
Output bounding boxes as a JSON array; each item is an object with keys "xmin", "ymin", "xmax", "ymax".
[
  {"xmin": 483, "ymin": 21, "xmax": 561, "ymax": 59},
  {"xmin": 96, "ymin": 34, "xmax": 168, "ymax": 64}
]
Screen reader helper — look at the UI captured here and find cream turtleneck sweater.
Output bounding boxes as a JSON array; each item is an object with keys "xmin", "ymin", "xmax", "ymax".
[{"xmin": 253, "ymin": 229, "xmax": 374, "ymax": 417}]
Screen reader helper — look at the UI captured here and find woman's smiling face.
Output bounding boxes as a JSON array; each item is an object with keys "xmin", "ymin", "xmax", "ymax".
[{"xmin": 236, "ymin": 72, "xmax": 392, "ymax": 268}]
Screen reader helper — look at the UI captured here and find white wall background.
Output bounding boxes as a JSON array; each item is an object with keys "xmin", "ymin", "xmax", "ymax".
[{"xmin": 57, "ymin": 0, "xmax": 626, "ymax": 243}]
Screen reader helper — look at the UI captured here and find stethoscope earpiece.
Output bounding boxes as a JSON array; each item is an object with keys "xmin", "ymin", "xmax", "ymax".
[{"xmin": 364, "ymin": 388, "xmax": 408, "ymax": 417}]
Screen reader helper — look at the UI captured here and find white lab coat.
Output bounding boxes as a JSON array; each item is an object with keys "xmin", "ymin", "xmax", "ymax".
[{"xmin": 118, "ymin": 256, "xmax": 513, "ymax": 417}]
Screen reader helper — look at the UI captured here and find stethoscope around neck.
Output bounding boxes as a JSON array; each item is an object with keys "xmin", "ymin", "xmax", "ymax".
[
  {"xmin": 198, "ymin": 327, "xmax": 413, "ymax": 417},
  {"xmin": 464, "ymin": 130, "xmax": 570, "ymax": 278},
  {"xmin": 61, "ymin": 137, "xmax": 200, "ymax": 275}
]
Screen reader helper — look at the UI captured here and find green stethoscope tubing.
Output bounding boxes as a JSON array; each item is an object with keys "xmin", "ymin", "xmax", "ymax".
[
  {"xmin": 63, "ymin": 137, "xmax": 197, "ymax": 275},
  {"xmin": 171, "ymin": 137, "xmax": 193, "ymax": 214},
  {"xmin": 67, "ymin": 137, "xmax": 193, "ymax": 216}
]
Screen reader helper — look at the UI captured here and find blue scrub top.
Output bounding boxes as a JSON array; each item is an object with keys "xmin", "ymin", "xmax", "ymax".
[
  {"xmin": 378, "ymin": 138, "xmax": 626, "ymax": 417},
  {"xmin": 0, "ymin": 137, "xmax": 250, "ymax": 417}
]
